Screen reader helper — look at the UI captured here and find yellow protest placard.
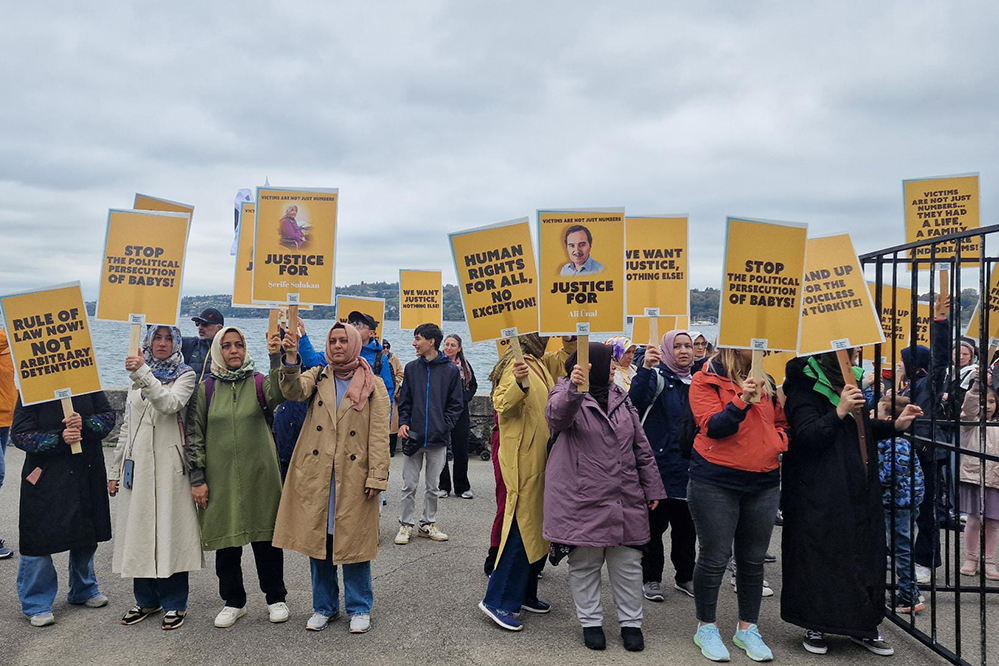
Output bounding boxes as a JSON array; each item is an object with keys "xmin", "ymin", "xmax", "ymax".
[
  {"xmin": 762, "ymin": 351, "xmax": 796, "ymax": 386},
  {"xmin": 399, "ymin": 270, "xmax": 442, "ymax": 331},
  {"xmin": 904, "ymin": 173, "xmax": 980, "ymax": 267},
  {"xmin": 717, "ymin": 217, "xmax": 808, "ymax": 351},
  {"xmin": 626, "ymin": 216, "xmax": 688, "ymax": 316},
  {"xmin": 630, "ymin": 315, "xmax": 690, "ymax": 344},
  {"xmin": 449, "ymin": 218, "xmax": 539, "ymax": 342},
  {"xmin": 866, "ymin": 282, "xmax": 913, "ymax": 365},
  {"xmin": 232, "ymin": 201, "xmax": 257, "ymax": 308},
  {"xmin": 965, "ymin": 266, "xmax": 999, "ymax": 348},
  {"xmin": 0, "ymin": 283, "xmax": 102, "ymax": 406},
  {"xmin": 96, "ymin": 209, "xmax": 191, "ymax": 326},
  {"xmin": 252, "ymin": 187, "xmax": 338, "ymax": 306},
  {"xmin": 134, "ymin": 193, "xmax": 195, "ymax": 217},
  {"xmin": 914, "ymin": 302, "xmax": 931, "ymax": 347},
  {"xmin": 798, "ymin": 235, "xmax": 884, "ymax": 356},
  {"xmin": 336, "ymin": 295, "xmax": 386, "ymax": 341},
  {"xmin": 538, "ymin": 208, "xmax": 626, "ymax": 335}
]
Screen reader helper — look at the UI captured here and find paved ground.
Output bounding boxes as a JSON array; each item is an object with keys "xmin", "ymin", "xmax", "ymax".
[{"xmin": 0, "ymin": 446, "xmax": 987, "ymax": 666}]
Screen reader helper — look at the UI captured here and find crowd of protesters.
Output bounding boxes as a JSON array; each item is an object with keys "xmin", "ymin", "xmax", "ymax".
[{"xmin": 0, "ymin": 295, "xmax": 996, "ymax": 662}]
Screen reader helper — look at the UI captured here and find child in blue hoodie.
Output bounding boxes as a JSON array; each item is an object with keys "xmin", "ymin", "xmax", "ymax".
[{"xmin": 876, "ymin": 393, "xmax": 925, "ymax": 614}]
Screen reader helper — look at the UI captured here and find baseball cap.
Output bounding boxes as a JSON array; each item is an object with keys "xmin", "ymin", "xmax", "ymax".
[
  {"xmin": 347, "ymin": 311, "xmax": 378, "ymax": 330},
  {"xmin": 192, "ymin": 308, "xmax": 224, "ymax": 326}
]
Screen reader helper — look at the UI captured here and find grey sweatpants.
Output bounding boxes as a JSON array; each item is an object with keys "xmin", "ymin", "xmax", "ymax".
[
  {"xmin": 399, "ymin": 446, "xmax": 447, "ymax": 527},
  {"xmin": 567, "ymin": 546, "xmax": 644, "ymax": 628}
]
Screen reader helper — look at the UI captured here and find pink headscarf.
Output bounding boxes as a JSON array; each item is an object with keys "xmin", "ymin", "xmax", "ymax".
[
  {"xmin": 325, "ymin": 323, "xmax": 376, "ymax": 411},
  {"xmin": 660, "ymin": 329, "xmax": 694, "ymax": 384}
]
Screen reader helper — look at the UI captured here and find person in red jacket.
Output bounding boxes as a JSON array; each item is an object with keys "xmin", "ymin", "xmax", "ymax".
[
  {"xmin": 686, "ymin": 348, "xmax": 788, "ymax": 663},
  {"xmin": 0, "ymin": 329, "xmax": 16, "ymax": 559}
]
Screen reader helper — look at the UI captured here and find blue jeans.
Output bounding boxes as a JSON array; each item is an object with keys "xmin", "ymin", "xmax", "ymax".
[
  {"xmin": 134, "ymin": 572, "xmax": 190, "ymax": 612},
  {"xmin": 17, "ymin": 545, "xmax": 100, "ymax": 616},
  {"xmin": 886, "ymin": 507, "xmax": 919, "ymax": 604},
  {"xmin": 0, "ymin": 426, "xmax": 9, "ymax": 492},
  {"xmin": 482, "ymin": 517, "xmax": 541, "ymax": 614},
  {"xmin": 309, "ymin": 535, "xmax": 373, "ymax": 617}
]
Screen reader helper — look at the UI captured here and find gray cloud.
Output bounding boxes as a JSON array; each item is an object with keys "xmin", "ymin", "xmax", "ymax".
[{"xmin": 1, "ymin": 1, "xmax": 996, "ymax": 300}]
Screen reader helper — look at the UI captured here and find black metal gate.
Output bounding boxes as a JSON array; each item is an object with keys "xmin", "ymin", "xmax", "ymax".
[{"xmin": 860, "ymin": 225, "xmax": 999, "ymax": 666}]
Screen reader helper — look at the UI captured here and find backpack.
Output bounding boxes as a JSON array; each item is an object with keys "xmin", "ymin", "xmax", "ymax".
[
  {"xmin": 372, "ymin": 350, "xmax": 383, "ymax": 377},
  {"xmin": 204, "ymin": 373, "xmax": 273, "ymax": 427}
]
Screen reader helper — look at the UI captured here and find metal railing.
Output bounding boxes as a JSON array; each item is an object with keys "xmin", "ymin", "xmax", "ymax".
[{"xmin": 860, "ymin": 224, "xmax": 999, "ymax": 666}]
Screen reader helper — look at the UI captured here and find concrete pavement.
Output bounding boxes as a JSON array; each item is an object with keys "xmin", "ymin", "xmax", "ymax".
[{"xmin": 0, "ymin": 446, "xmax": 971, "ymax": 665}]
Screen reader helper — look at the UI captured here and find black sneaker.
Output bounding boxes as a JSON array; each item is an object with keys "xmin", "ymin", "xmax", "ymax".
[
  {"xmin": 764, "ymin": 551, "xmax": 777, "ymax": 563},
  {"xmin": 120, "ymin": 605, "xmax": 163, "ymax": 625},
  {"xmin": 622, "ymin": 627, "xmax": 645, "ymax": 652},
  {"xmin": 851, "ymin": 635, "xmax": 894, "ymax": 656},
  {"xmin": 583, "ymin": 626, "xmax": 606, "ymax": 650},
  {"xmin": 775, "ymin": 510, "xmax": 783, "ymax": 526},
  {"xmin": 803, "ymin": 630, "xmax": 828, "ymax": 655},
  {"xmin": 0, "ymin": 539, "xmax": 13, "ymax": 559},
  {"xmin": 162, "ymin": 610, "xmax": 186, "ymax": 630}
]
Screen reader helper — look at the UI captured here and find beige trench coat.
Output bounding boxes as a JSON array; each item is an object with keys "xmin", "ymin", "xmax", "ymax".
[
  {"xmin": 272, "ymin": 364, "xmax": 391, "ymax": 563},
  {"xmin": 110, "ymin": 365, "xmax": 203, "ymax": 578}
]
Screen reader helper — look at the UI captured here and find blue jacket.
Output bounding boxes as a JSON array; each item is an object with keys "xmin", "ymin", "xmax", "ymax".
[
  {"xmin": 629, "ymin": 364, "xmax": 691, "ymax": 499},
  {"xmin": 181, "ymin": 336, "xmax": 213, "ymax": 382},
  {"xmin": 397, "ymin": 353, "xmax": 464, "ymax": 448},
  {"xmin": 298, "ymin": 334, "xmax": 395, "ymax": 408},
  {"xmin": 877, "ymin": 436, "xmax": 925, "ymax": 509}
]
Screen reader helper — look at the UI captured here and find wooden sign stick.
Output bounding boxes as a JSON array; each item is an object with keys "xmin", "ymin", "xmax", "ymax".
[
  {"xmin": 61, "ymin": 397, "xmax": 82, "ymax": 455},
  {"xmin": 649, "ymin": 317, "xmax": 659, "ymax": 349},
  {"xmin": 268, "ymin": 309, "xmax": 279, "ymax": 338},
  {"xmin": 288, "ymin": 305, "xmax": 300, "ymax": 335},
  {"xmin": 748, "ymin": 349, "xmax": 764, "ymax": 404},
  {"xmin": 128, "ymin": 321, "xmax": 143, "ymax": 357},
  {"xmin": 508, "ymin": 336, "xmax": 529, "ymax": 390},
  {"xmin": 836, "ymin": 349, "xmax": 868, "ymax": 466},
  {"xmin": 577, "ymin": 334, "xmax": 590, "ymax": 393}
]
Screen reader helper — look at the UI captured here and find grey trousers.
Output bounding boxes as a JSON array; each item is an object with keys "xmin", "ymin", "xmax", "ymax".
[
  {"xmin": 567, "ymin": 546, "xmax": 644, "ymax": 628},
  {"xmin": 399, "ymin": 446, "xmax": 447, "ymax": 527}
]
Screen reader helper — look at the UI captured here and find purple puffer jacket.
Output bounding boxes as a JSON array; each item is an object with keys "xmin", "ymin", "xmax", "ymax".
[{"xmin": 543, "ymin": 378, "xmax": 666, "ymax": 548}]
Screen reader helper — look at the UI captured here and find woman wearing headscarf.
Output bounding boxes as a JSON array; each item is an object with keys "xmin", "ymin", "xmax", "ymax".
[
  {"xmin": 605, "ymin": 336, "xmax": 637, "ymax": 390},
  {"xmin": 479, "ymin": 334, "xmax": 555, "ymax": 632},
  {"xmin": 439, "ymin": 334, "xmax": 477, "ymax": 499},
  {"xmin": 629, "ymin": 330, "xmax": 698, "ymax": 605},
  {"xmin": 188, "ymin": 326, "xmax": 288, "ymax": 629},
  {"xmin": 689, "ymin": 332, "xmax": 711, "ymax": 371},
  {"xmin": 545, "ymin": 342, "xmax": 666, "ymax": 651},
  {"xmin": 12, "ymin": 387, "xmax": 116, "ymax": 627},
  {"xmin": 108, "ymin": 326, "xmax": 200, "ymax": 630},
  {"xmin": 272, "ymin": 323, "xmax": 390, "ymax": 634},
  {"xmin": 782, "ymin": 352, "xmax": 922, "ymax": 656}
]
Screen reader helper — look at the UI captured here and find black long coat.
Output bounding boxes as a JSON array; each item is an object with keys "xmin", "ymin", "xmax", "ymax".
[
  {"xmin": 780, "ymin": 359, "xmax": 895, "ymax": 639},
  {"xmin": 11, "ymin": 392, "xmax": 115, "ymax": 556}
]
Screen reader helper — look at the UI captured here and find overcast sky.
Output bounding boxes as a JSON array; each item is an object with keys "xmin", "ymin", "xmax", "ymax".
[{"xmin": 2, "ymin": 1, "xmax": 996, "ymax": 299}]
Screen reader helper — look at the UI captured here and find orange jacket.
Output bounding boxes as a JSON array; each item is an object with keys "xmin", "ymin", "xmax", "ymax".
[
  {"xmin": 0, "ymin": 329, "xmax": 17, "ymax": 428},
  {"xmin": 689, "ymin": 362, "xmax": 788, "ymax": 473}
]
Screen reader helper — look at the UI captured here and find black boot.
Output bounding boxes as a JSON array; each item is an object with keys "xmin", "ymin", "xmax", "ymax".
[
  {"xmin": 583, "ymin": 626, "xmax": 606, "ymax": 650},
  {"xmin": 621, "ymin": 627, "xmax": 645, "ymax": 652}
]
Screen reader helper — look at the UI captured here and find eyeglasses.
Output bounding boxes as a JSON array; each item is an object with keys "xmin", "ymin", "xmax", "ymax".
[{"xmin": 693, "ymin": 341, "xmax": 708, "ymax": 348}]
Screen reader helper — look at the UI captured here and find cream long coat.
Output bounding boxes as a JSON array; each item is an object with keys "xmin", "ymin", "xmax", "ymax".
[
  {"xmin": 110, "ymin": 365, "xmax": 203, "ymax": 578},
  {"xmin": 272, "ymin": 364, "xmax": 391, "ymax": 563}
]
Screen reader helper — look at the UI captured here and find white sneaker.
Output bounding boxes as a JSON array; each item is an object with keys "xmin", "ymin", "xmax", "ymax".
[
  {"xmin": 395, "ymin": 525, "xmax": 413, "ymax": 545},
  {"xmin": 306, "ymin": 612, "xmax": 335, "ymax": 631},
  {"xmin": 268, "ymin": 602, "xmax": 290, "ymax": 623},
  {"xmin": 214, "ymin": 605, "xmax": 247, "ymax": 628},
  {"xmin": 460, "ymin": 491, "xmax": 474, "ymax": 499},
  {"xmin": 29, "ymin": 612, "xmax": 55, "ymax": 627},
  {"xmin": 435, "ymin": 490, "xmax": 449, "ymax": 498},
  {"xmin": 915, "ymin": 564, "xmax": 932, "ymax": 584},
  {"xmin": 72, "ymin": 593, "xmax": 108, "ymax": 608},
  {"xmin": 418, "ymin": 523, "xmax": 449, "ymax": 541},
  {"xmin": 731, "ymin": 577, "xmax": 774, "ymax": 597},
  {"xmin": 349, "ymin": 614, "xmax": 371, "ymax": 633}
]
